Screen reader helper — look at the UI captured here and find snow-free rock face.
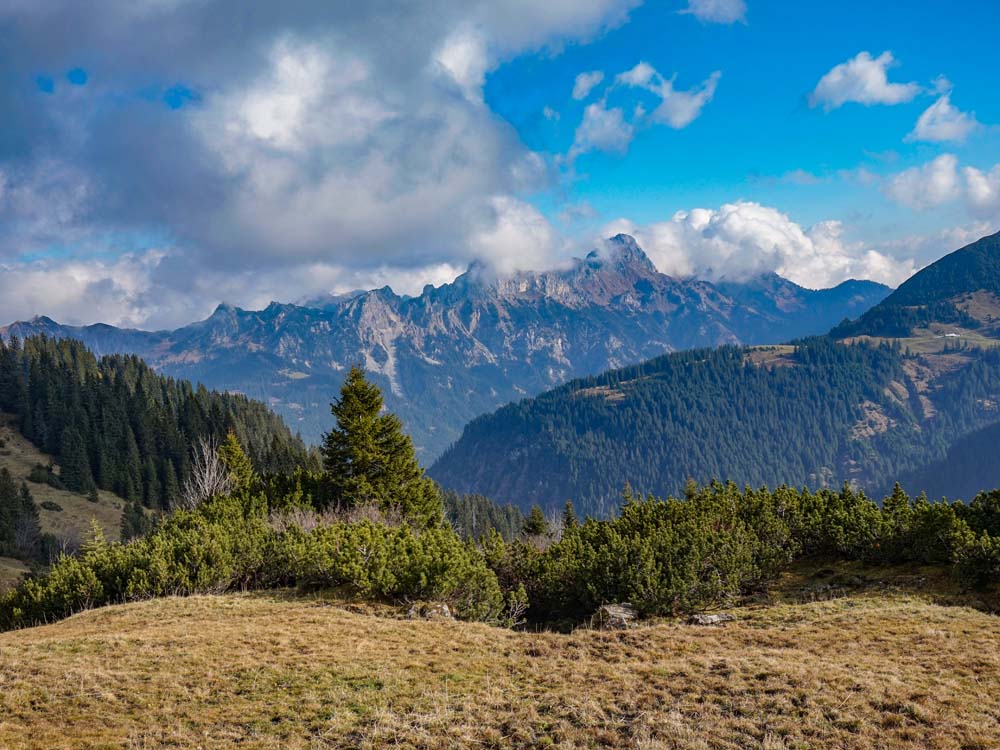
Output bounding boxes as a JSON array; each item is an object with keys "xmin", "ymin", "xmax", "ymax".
[{"xmin": 1, "ymin": 235, "xmax": 889, "ymax": 458}]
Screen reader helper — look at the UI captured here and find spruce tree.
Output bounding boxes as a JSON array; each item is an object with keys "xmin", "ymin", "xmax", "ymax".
[
  {"xmin": 522, "ymin": 505, "xmax": 549, "ymax": 536},
  {"xmin": 321, "ymin": 367, "xmax": 441, "ymax": 526},
  {"xmin": 59, "ymin": 426, "xmax": 94, "ymax": 494},
  {"xmin": 563, "ymin": 500, "xmax": 578, "ymax": 530},
  {"xmin": 218, "ymin": 431, "xmax": 258, "ymax": 493},
  {"xmin": 120, "ymin": 500, "xmax": 149, "ymax": 542}
]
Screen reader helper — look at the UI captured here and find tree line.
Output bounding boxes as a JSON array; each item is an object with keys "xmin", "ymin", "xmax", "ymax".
[
  {"xmin": 0, "ymin": 336, "xmax": 314, "ymax": 517},
  {"xmin": 2, "ymin": 366, "xmax": 998, "ymax": 632}
]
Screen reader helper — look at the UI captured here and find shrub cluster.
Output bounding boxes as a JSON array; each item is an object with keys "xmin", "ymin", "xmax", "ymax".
[
  {"xmin": 483, "ymin": 482, "xmax": 1000, "ymax": 623},
  {"xmin": 0, "ymin": 492, "xmax": 506, "ymax": 630}
]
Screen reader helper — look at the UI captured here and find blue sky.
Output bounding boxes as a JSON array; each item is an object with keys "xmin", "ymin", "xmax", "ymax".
[
  {"xmin": 487, "ymin": 0, "xmax": 999, "ymax": 244},
  {"xmin": 0, "ymin": 0, "xmax": 997, "ymax": 327}
]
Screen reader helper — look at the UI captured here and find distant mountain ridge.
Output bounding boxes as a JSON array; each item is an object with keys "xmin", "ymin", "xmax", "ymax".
[
  {"xmin": 2, "ymin": 235, "xmax": 890, "ymax": 458},
  {"xmin": 430, "ymin": 230, "xmax": 1000, "ymax": 513}
]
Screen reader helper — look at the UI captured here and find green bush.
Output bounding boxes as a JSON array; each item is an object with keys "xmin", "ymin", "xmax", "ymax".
[
  {"xmin": 27, "ymin": 464, "xmax": 65, "ymax": 491},
  {"xmin": 4, "ymin": 470, "xmax": 1000, "ymax": 633},
  {"xmin": 0, "ymin": 492, "xmax": 503, "ymax": 631}
]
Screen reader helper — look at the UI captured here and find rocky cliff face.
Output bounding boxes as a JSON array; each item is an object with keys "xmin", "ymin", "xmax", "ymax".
[{"xmin": 2, "ymin": 235, "xmax": 889, "ymax": 458}]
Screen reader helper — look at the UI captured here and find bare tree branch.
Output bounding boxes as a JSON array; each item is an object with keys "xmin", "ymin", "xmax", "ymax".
[{"xmin": 178, "ymin": 437, "xmax": 233, "ymax": 510}]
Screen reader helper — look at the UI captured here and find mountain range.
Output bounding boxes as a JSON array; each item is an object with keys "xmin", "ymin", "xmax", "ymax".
[
  {"xmin": 430, "ymin": 231, "xmax": 1000, "ymax": 514},
  {"xmin": 1, "ymin": 235, "xmax": 889, "ymax": 459}
]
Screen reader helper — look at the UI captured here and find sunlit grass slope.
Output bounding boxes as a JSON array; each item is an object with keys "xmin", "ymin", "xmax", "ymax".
[{"xmin": 1, "ymin": 585, "xmax": 998, "ymax": 749}]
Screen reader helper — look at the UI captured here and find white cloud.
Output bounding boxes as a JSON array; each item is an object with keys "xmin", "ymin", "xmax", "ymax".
[
  {"xmin": 963, "ymin": 164, "xmax": 1000, "ymax": 215},
  {"xmin": 680, "ymin": 0, "xmax": 747, "ymax": 24},
  {"xmin": 617, "ymin": 62, "xmax": 720, "ymax": 128},
  {"xmin": 603, "ymin": 201, "xmax": 915, "ymax": 288},
  {"xmin": 0, "ymin": 0, "xmax": 640, "ymax": 325},
  {"xmin": 876, "ymin": 221, "xmax": 995, "ymax": 268},
  {"xmin": 434, "ymin": 26, "xmax": 490, "ymax": 102},
  {"xmin": 0, "ymin": 251, "xmax": 167, "ymax": 328},
  {"xmin": 883, "ymin": 154, "xmax": 962, "ymax": 210},
  {"xmin": 0, "ymin": 249, "xmax": 472, "ymax": 329},
  {"xmin": 809, "ymin": 51, "xmax": 920, "ymax": 111},
  {"xmin": 906, "ymin": 93, "xmax": 980, "ymax": 144},
  {"xmin": 468, "ymin": 196, "xmax": 564, "ymax": 275},
  {"xmin": 572, "ymin": 70, "xmax": 605, "ymax": 100},
  {"xmin": 569, "ymin": 101, "xmax": 635, "ymax": 159},
  {"xmin": 883, "ymin": 155, "xmax": 1000, "ymax": 216}
]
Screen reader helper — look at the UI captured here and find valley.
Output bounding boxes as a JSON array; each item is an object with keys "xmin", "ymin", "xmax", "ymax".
[{"xmin": 2, "ymin": 4, "xmax": 998, "ymax": 748}]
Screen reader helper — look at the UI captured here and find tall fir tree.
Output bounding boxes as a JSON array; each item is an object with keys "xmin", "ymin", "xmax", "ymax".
[
  {"xmin": 321, "ymin": 367, "xmax": 441, "ymax": 526},
  {"xmin": 522, "ymin": 505, "xmax": 549, "ymax": 537},
  {"xmin": 218, "ymin": 431, "xmax": 259, "ymax": 494},
  {"xmin": 59, "ymin": 426, "xmax": 94, "ymax": 494}
]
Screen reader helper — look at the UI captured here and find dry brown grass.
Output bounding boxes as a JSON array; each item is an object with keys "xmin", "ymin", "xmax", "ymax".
[
  {"xmin": 1, "ymin": 586, "xmax": 998, "ymax": 750},
  {"xmin": 0, "ymin": 415, "xmax": 126, "ymax": 545},
  {"xmin": 0, "ymin": 556, "xmax": 29, "ymax": 591}
]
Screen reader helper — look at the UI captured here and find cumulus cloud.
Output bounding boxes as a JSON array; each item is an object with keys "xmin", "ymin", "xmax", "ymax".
[
  {"xmin": 603, "ymin": 201, "xmax": 915, "ymax": 288},
  {"xmin": 569, "ymin": 102, "xmax": 635, "ymax": 159},
  {"xmin": 906, "ymin": 93, "xmax": 980, "ymax": 144},
  {"xmin": 883, "ymin": 154, "xmax": 963, "ymax": 210},
  {"xmin": 680, "ymin": 0, "xmax": 747, "ymax": 24},
  {"xmin": 809, "ymin": 51, "xmax": 920, "ymax": 110},
  {"xmin": 0, "ymin": 0, "xmax": 639, "ymax": 324},
  {"xmin": 572, "ymin": 70, "xmax": 605, "ymax": 100},
  {"xmin": 468, "ymin": 196, "xmax": 566, "ymax": 275},
  {"xmin": 617, "ymin": 62, "xmax": 720, "ymax": 128},
  {"xmin": 963, "ymin": 164, "xmax": 1000, "ymax": 216},
  {"xmin": 434, "ymin": 26, "xmax": 491, "ymax": 102},
  {"xmin": 0, "ymin": 252, "xmax": 166, "ymax": 329},
  {"xmin": 883, "ymin": 155, "xmax": 1000, "ymax": 216}
]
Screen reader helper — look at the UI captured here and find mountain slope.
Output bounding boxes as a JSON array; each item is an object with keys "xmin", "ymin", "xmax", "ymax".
[
  {"xmin": 430, "ymin": 339, "xmax": 1000, "ymax": 513},
  {"xmin": 717, "ymin": 274, "xmax": 891, "ymax": 340},
  {"xmin": 0, "ymin": 336, "xmax": 310, "ymax": 511},
  {"xmin": 2, "ymin": 236, "xmax": 890, "ymax": 458},
  {"xmin": 431, "ymin": 232, "xmax": 1000, "ymax": 513},
  {"xmin": 833, "ymin": 230, "xmax": 1000, "ymax": 338}
]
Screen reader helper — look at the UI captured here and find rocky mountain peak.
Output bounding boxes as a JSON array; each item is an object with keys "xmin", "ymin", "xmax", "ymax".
[{"xmin": 594, "ymin": 234, "xmax": 659, "ymax": 275}]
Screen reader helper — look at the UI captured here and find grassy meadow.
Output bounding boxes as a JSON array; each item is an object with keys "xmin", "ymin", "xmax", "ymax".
[{"xmin": 1, "ymin": 565, "xmax": 997, "ymax": 750}]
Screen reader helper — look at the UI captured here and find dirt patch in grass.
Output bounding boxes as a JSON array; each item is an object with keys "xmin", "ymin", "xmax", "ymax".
[{"xmin": 1, "ymin": 588, "xmax": 998, "ymax": 749}]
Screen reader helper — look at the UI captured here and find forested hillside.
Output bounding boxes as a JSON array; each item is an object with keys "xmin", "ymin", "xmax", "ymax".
[
  {"xmin": 897, "ymin": 421, "xmax": 1000, "ymax": 501},
  {"xmin": 833, "ymin": 230, "xmax": 1000, "ymax": 338},
  {"xmin": 430, "ymin": 339, "xmax": 1000, "ymax": 515},
  {"xmin": 0, "ymin": 336, "xmax": 312, "ymax": 513}
]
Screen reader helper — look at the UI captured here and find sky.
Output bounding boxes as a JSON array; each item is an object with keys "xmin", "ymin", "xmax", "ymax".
[{"xmin": 0, "ymin": 0, "xmax": 998, "ymax": 328}]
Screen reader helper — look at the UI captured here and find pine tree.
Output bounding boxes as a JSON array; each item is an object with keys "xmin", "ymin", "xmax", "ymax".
[
  {"xmin": 562, "ymin": 500, "xmax": 578, "ymax": 530},
  {"xmin": 218, "ymin": 431, "xmax": 258, "ymax": 493},
  {"xmin": 522, "ymin": 505, "xmax": 549, "ymax": 536},
  {"xmin": 59, "ymin": 426, "xmax": 94, "ymax": 493},
  {"xmin": 321, "ymin": 367, "xmax": 441, "ymax": 526},
  {"xmin": 120, "ymin": 500, "xmax": 149, "ymax": 542},
  {"xmin": 14, "ymin": 482, "xmax": 41, "ymax": 559}
]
